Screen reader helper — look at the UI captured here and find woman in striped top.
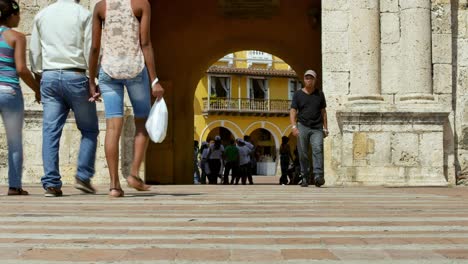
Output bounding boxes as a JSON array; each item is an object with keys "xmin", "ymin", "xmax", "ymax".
[{"xmin": 0, "ymin": 0, "xmax": 40, "ymax": 195}]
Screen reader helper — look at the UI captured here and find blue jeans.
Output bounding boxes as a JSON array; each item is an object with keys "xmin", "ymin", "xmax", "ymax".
[
  {"xmin": 297, "ymin": 123, "xmax": 324, "ymax": 182},
  {"xmin": 0, "ymin": 85, "xmax": 24, "ymax": 188},
  {"xmin": 41, "ymin": 70, "xmax": 99, "ymax": 189},
  {"xmin": 98, "ymin": 68, "xmax": 151, "ymax": 119}
]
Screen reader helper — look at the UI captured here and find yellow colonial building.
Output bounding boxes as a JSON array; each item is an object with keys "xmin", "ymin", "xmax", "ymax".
[{"xmin": 193, "ymin": 51, "xmax": 301, "ymax": 175}]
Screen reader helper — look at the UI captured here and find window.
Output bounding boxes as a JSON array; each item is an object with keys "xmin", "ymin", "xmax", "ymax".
[
  {"xmin": 289, "ymin": 79, "xmax": 302, "ymax": 100},
  {"xmin": 248, "ymin": 77, "xmax": 268, "ymax": 99},
  {"xmin": 209, "ymin": 76, "xmax": 231, "ymax": 98}
]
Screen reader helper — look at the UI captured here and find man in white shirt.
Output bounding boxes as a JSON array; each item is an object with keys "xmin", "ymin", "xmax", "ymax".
[{"xmin": 30, "ymin": 0, "xmax": 98, "ymax": 197}]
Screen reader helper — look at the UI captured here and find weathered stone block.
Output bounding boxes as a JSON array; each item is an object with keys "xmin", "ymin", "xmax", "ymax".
[
  {"xmin": 400, "ymin": 0, "xmax": 431, "ymax": 9},
  {"xmin": 458, "ymin": 38, "xmax": 468, "ymax": 66},
  {"xmin": 381, "ymin": 13, "xmax": 400, "ymax": 44},
  {"xmin": 322, "ymin": 0, "xmax": 349, "ymax": 11},
  {"xmin": 433, "ymin": 64, "xmax": 453, "ymax": 94},
  {"xmin": 419, "ymin": 132, "xmax": 444, "ymax": 166},
  {"xmin": 323, "ymin": 32, "xmax": 349, "ymax": 53},
  {"xmin": 381, "ymin": 43, "xmax": 401, "ymax": 95},
  {"xmin": 381, "ymin": 0, "xmax": 399, "ymax": 13},
  {"xmin": 432, "ymin": 34, "xmax": 452, "ymax": 64},
  {"xmin": 391, "ymin": 133, "xmax": 420, "ymax": 167},
  {"xmin": 323, "ymin": 52, "xmax": 350, "ymax": 71},
  {"xmin": 323, "ymin": 71, "xmax": 350, "ymax": 95},
  {"xmin": 322, "ymin": 11, "xmax": 349, "ymax": 32},
  {"xmin": 432, "ymin": 3, "xmax": 452, "ymax": 34}
]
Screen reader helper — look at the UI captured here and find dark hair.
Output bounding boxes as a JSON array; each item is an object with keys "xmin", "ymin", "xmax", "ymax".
[
  {"xmin": 214, "ymin": 140, "xmax": 221, "ymax": 150},
  {"xmin": 281, "ymin": 136, "xmax": 289, "ymax": 144},
  {"xmin": 0, "ymin": 0, "xmax": 19, "ymax": 22}
]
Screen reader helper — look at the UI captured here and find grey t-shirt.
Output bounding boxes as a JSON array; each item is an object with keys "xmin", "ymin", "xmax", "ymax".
[{"xmin": 291, "ymin": 89, "xmax": 326, "ymax": 129}]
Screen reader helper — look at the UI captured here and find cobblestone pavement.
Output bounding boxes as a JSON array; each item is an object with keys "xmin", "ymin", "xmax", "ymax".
[{"xmin": 1, "ymin": 183, "xmax": 468, "ymax": 263}]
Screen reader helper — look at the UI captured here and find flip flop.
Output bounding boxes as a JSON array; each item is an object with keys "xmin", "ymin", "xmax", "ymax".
[{"xmin": 127, "ymin": 175, "xmax": 150, "ymax": 191}]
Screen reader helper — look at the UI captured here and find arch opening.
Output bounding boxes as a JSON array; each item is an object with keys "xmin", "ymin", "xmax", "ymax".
[{"xmin": 146, "ymin": 1, "xmax": 322, "ymax": 184}]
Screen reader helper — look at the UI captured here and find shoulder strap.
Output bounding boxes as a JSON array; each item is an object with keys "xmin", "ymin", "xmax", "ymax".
[{"xmin": 0, "ymin": 26, "xmax": 9, "ymax": 35}]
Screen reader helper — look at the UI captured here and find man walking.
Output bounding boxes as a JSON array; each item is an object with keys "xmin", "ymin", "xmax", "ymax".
[
  {"xmin": 290, "ymin": 70, "xmax": 328, "ymax": 187},
  {"xmin": 30, "ymin": 0, "xmax": 98, "ymax": 197}
]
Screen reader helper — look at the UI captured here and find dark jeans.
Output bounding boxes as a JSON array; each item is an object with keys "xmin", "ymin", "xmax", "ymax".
[
  {"xmin": 235, "ymin": 164, "xmax": 250, "ymax": 185},
  {"xmin": 280, "ymin": 155, "xmax": 290, "ymax": 184},
  {"xmin": 297, "ymin": 123, "xmax": 324, "ymax": 183},
  {"xmin": 208, "ymin": 159, "xmax": 221, "ymax": 184},
  {"xmin": 224, "ymin": 161, "xmax": 238, "ymax": 184}
]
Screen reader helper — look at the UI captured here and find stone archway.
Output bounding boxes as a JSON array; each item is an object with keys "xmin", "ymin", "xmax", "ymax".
[
  {"xmin": 199, "ymin": 120, "xmax": 243, "ymax": 143},
  {"xmin": 145, "ymin": 0, "xmax": 321, "ymax": 184}
]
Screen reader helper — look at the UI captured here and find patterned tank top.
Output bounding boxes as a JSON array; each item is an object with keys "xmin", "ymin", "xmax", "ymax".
[
  {"xmin": 101, "ymin": 0, "xmax": 145, "ymax": 79},
  {"xmin": 0, "ymin": 26, "xmax": 19, "ymax": 87}
]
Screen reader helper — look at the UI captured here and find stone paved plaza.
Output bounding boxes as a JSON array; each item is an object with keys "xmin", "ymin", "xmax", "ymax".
[{"xmin": 0, "ymin": 182, "xmax": 468, "ymax": 263}]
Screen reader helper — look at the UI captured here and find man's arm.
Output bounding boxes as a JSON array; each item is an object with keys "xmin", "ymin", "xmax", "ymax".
[
  {"xmin": 290, "ymin": 108, "xmax": 299, "ymax": 136},
  {"xmin": 321, "ymin": 108, "xmax": 328, "ymax": 137},
  {"xmin": 138, "ymin": 0, "xmax": 164, "ymax": 100},
  {"xmin": 29, "ymin": 16, "xmax": 42, "ymax": 74}
]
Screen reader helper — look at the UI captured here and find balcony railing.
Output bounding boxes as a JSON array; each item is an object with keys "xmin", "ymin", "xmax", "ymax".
[
  {"xmin": 202, "ymin": 97, "xmax": 291, "ymax": 116},
  {"xmin": 247, "ymin": 51, "xmax": 273, "ymax": 68},
  {"xmin": 219, "ymin": 53, "xmax": 234, "ymax": 66}
]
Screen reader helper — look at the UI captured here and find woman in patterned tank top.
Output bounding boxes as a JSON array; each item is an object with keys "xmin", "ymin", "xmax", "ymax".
[
  {"xmin": 0, "ymin": 0, "xmax": 40, "ymax": 195},
  {"xmin": 88, "ymin": 0, "xmax": 164, "ymax": 197}
]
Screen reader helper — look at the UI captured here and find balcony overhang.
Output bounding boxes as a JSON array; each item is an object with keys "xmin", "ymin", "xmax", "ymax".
[{"xmin": 207, "ymin": 66, "xmax": 297, "ymax": 78}]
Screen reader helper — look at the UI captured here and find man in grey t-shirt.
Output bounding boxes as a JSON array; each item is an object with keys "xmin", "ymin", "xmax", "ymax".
[{"xmin": 289, "ymin": 70, "xmax": 328, "ymax": 187}]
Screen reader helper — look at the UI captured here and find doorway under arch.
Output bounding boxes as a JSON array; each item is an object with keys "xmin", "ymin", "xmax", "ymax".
[
  {"xmin": 206, "ymin": 127, "xmax": 235, "ymax": 146},
  {"xmin": 145, "ymin": 0, "xmax": 322, "ymax": 184}
]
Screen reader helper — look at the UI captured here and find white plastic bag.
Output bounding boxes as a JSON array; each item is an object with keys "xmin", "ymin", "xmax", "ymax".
[{"xmin": 145, "ymin": 98, "xmax": 168, "ymax": 143}]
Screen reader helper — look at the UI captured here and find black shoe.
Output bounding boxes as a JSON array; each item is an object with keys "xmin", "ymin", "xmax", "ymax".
[
  {"xmin": 314, "ymin": 175, "xmax": 325, "ymax": 187},
  {"xmin": 45, "ymin": 187, "xmax": 63, "ymax": 197},
  {"xmin": 74, "ymin": 178, "xmax": 96, "ymax": 194},
  {"xmin": 301, "ymin": 181, "xmax": 309, "ymax": 187}
]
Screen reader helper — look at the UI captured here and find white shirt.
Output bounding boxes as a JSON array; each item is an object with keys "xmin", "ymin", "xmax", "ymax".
[
  {"xmin": 237, "ymin": 145, "xmax": 251, "ymax": 166},
  {"xmin": 29, "ymin": 0, "xmax": 91, "ymax": 73},
  {"xmin": 208, "ymin": 145, "xmax": 224, "ymax": 160}
]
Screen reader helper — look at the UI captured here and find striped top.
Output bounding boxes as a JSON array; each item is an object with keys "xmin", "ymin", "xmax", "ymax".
[{"xmin": 0, "ymin": 26, "xmax": 19, "ymax": 87}]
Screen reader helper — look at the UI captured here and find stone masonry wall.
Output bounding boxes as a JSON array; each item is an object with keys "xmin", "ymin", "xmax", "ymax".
[
  {"xmin": 454, "ymin": 0, "xmax": 468, "ymax": 184},
  {"xmin": 322, "ymin": 0, "xmax": 459, "ymax": 186}
]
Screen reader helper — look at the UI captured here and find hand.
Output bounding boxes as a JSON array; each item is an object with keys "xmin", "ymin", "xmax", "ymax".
[
  {"xmin": 34, "ymin": 90, "xmax": 41, "ymax": 104},
  {"xmin": 152, "ymin": 82, "xmax": 164, "ymax": 101},
  {"xmin": 323, "ymin": 129, "xmax": 329, "ymax": 138},
  {"xmin": 292, "ymin": 127, "xmax": 299, "ymax": 137},
  {"xmin": 88, "ymin": 81, "xmax": 101, "ymax": 102}
]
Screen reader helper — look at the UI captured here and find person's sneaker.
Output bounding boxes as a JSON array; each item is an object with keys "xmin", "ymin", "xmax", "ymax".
[
  {"xmin": 74, "ymin": 178, "xmax": 96, "ymax": 194},
  {"xmin": 301, "ymin": 181, "xmax": 309, "ymax": 187},
  {"xmin": 314, "ymin": 175, "xmax": 325, "ymax": 187},
  {"xmin": 44, "ymin": 187, "xmax": 63, "ymax": 197}
]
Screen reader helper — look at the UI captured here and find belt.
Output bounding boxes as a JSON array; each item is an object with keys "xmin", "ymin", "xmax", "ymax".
[{"xmin": 43, "ymin": 68, "xmax": 86, "ymax": 73}]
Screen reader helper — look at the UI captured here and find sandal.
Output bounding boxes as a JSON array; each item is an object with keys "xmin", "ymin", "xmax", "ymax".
[
  {"xmin": 8, "ymin": 188, "xmax": 29, "ymax": 196},
  {"xmin": 109, "ymin": 188, "xmax": 124, "ymax": 198},
  {"xmin": 127, "ymin": 175, "xmax": 150, "ymax": 191}
]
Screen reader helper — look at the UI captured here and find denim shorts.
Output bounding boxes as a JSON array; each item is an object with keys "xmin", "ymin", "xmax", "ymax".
[{"xmin": 99, "ymin": 67, "xmax": 151, "ymax": 119}]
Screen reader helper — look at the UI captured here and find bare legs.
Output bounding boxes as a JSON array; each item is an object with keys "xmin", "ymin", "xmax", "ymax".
[{"xmin": 105, "ymin": 117, "xmax": 150, "ymax": 197}]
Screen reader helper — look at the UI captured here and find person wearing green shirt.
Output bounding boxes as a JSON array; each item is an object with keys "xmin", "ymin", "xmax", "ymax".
[{"xmin": 223, "ymin": 139, "xmax": 239, "ymax": 184}]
